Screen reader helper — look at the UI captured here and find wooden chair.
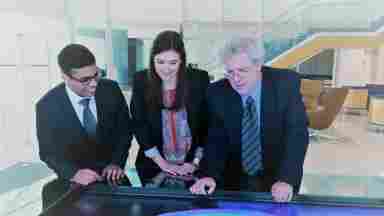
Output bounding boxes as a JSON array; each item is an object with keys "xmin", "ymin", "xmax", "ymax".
[
  {"xmin": 368, "ymin": 96, "xmax": 384, "ymax": 125},
  {"xmin": 300, "ymin": 79, "xmax": 323, "ymax": 112},
  {"xmin": 307, "ymin": 87, "xmax": 349, "ymax": 141},
  {"xmin": 366, "ymin": 85, "xmax": 384, "ymax": 132},
  {"xmin": 343, "ymin": 88, "xmax": 368, "ymax": 114}
]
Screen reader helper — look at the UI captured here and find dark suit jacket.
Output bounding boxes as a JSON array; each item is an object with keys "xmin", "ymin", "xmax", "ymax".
[
  {"xmin": 130, "ymin": 68, "xmax": 209, "ymax": 182},
  {"xmin": 201, "ymin": 66, "xmax": 309, "ymax": 193},
  {"xmin": 36, "ymin": 79, "xmax": 133, "ymax": 181}
]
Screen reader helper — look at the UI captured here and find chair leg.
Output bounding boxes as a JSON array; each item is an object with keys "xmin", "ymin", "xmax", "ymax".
[{"xmin": 309, "ymin": 127, "xmax": 352, "ymax": 144}]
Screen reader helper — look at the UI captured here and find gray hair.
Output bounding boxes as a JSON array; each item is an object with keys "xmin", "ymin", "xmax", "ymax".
[{"xmin": 219, "ymin": 36, "xmax": 265, "ymax": 65}]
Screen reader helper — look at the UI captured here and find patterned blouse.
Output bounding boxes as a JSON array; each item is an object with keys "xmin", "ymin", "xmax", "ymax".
[{"xmin": 161, "ymin": 90, "xmax": 192, "ymax": 164}]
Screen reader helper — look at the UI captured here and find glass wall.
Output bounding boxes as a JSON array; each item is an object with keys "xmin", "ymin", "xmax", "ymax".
[
  {"xmin": 1, "ymin": 0, "xmax": 384, "ymax": 215},
  {"xmin": 0, "ymin": 10, "xmax": 72, "ymax": 215},
  {"xmin": 263, "ymin": 0, "xmax": 384, "ymax": 199},
  {"xmin": 0, "ymin": 12, "xmax": 70, "ymax": 167}
]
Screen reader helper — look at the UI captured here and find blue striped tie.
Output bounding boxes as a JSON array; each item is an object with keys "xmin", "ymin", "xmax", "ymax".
[
  {"xmin": 80, "ymin": 98, "xmax": 97, "ymax": 138},
  {"xmin": 241, "ymin": 96, "xmax": 262, "ymax": 175}
]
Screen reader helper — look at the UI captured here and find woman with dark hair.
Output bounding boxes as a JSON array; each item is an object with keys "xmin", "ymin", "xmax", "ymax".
[{"xmin": 130, "ymin": 30, "xmax": 210, "ymax": 186}]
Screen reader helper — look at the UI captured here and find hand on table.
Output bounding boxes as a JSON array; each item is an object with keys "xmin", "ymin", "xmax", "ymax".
[
  {"xmin": 102, "ymin": 164, "xmax": 126, "ymax": 185},
  {"xmin": 71, "ymin": 169, "xmax": 102, "ymax": 186},
  {"xmin": 271, "ymin": 181, "xmax": 293, "ymax": 202},
  {"xmin": 189, "ymin": 177, "xmax": 216, "ymax": 195},
  {"xmin": 177, "ymin": 163, "xmax": 197, "ymax": 176},
  {"xmin": 158, "ymin": 161, "xmax": 181, "ymax": 176}
]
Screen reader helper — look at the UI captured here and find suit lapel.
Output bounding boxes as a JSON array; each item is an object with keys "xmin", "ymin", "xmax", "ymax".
[
  {"xmin": 261, "ymin": 71, "xmax": 275, "ymax": 148},
  {"xmin": 186, "ymin": 99, "xmax": 193, "ymax": 131},
  {"xmin": 95, "ymin": 81, "xmax": 107, "ymax": 141},
  {"xmin": 95, "ymin": 86, "xmax": 102, "ymax": 123},
  {"xmin": 185, "ymin": 77, "xmax": 196, "ymax": 131},
  {"xmin": 58, "ymin": 84, "xmax": 87, "ymax": 136},
  {"xmin": 152, "ymin": 108, "xmax": 163, "ymax": 150},
  {"xmin": 224, "ymin": 81, "xmax": 243, "ymax": 146}
]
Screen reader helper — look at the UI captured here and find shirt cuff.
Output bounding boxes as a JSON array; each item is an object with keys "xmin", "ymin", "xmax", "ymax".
[
  {"xmin": 144, "ymin": 147, "xmax": 161, "ymax": 158},
  {"xmin": 194, "ymin": 147, "xmax": 204, "ymax": 160}
]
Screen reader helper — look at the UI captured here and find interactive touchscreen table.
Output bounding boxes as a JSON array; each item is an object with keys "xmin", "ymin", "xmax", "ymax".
[{"xmin": 40, "ymin": 184, "xmax": 384, "ymax": 216}]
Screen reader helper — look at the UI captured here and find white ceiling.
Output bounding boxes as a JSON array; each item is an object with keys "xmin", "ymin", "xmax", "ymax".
[
  {"xmin": 0, "ymin": 0, "xmax": 301, "ymax": 24},
  {"xmin": 1, "ymin": 0, "xmax": 382, "ymax": 34},
  {"xmin": 0, "ymin": 1, "xmax": 66, "ymax": 19}
]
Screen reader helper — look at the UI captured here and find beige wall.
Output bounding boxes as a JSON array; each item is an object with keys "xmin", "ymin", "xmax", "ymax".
[
  {"xmin": 334, "ymin": 48, "xmax": 369, "ymax": 87},
  {"xmin": 376, "ymin": 44, "xmax": 384, "ymax": 84},
  {"xmin": 0, "ymin": 16, "xmax": 70, "ymax": 168},
  {"xmin": 334, "ymin": 46, "xmax": 384, "ymax": 87}
]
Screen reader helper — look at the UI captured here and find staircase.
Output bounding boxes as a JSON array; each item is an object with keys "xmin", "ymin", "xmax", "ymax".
[{"xmin": 263, "ymin": 0, "xmax": 384, "ymax": 68}]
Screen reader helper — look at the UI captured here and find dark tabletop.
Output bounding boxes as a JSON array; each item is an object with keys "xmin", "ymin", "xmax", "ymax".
[{"xmin": 39, "ymin": 183, "xmax": 384, "ymax": 216}]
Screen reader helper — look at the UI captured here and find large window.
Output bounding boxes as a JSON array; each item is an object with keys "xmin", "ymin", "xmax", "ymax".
[{"xmin": 1, "ymin": 1, "xmax": 384, "ymax": 215}]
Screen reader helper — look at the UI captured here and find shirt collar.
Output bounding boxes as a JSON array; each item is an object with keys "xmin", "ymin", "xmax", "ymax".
[
  {"xmin": 65, "ymin": 84, "xmax": 94, "ymax": 106},
  {"xmin": 241, "ymin": 80, "xmax": 262, "ymax": 106}
]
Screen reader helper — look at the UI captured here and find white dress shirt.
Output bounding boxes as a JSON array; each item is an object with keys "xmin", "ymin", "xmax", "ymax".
[{"xmin": 65, "ymin": 85, "xmax": 98, "ymax": 126}]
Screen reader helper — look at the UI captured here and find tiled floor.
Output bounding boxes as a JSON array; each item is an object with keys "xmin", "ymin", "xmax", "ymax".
[
  {"xmin": 301, "ymin": 112, "xmax": 384, "ymax": 197},
  {"xmin": 1, "ymin": 111, "xmax": 384, "ymax": 216}
]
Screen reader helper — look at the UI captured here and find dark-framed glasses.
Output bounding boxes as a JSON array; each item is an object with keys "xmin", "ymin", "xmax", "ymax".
[
  {"xmin": 224, "ymin": 69, "xmax": 250, "ymax": 81},
  {"xmin": 69, "ymin": 68, "xmax": 102, "ymax": 85},
  {"xmin": 224, "ymin": 63, "xmax": 262, "ymax": 81}
]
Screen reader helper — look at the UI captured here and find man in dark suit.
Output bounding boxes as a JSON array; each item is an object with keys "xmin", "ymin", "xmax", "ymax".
[
  {"xmin": 36, "ymin": 44, "xmax": 132, "ymax": 209},
  {"xmin": 190, "ymin": 36, "xmax": 309, "ymax": 202}
]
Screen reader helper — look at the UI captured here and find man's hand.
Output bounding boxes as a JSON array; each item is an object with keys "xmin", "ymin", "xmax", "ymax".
[
  {"xmin": 190, "ymin": 177, "xmax": 216, "ymax": 195},
  {"xmin": 271, "ymin": 181, "xmax": 293, "ymax": 202},
  {"xmin": 102, "ymin": 164, "xmax": 125, "ymax": 184},
  {"xmin": 71, "ymin": 169, "xmax": 102, "ymax": 186}
]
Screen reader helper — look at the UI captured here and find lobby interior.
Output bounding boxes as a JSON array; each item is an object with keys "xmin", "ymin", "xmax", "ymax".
[{"xmin": 1, "ymin": 0, "xmax": 384, "ymax": 215}]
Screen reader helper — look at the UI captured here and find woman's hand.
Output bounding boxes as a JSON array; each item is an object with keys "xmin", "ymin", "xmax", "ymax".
[
  {"xmin": 160, "ymin": 162, "xmax": 195, "ymax": 176},
  {"xmin": 152, "ymin": 155, "xmax": 179, "ymax": 175},
  {"xmin": 159, "ymin": 161, "xmax": 181, "ymax": 176},
  {"xmin": 177, "ymin": 163, "xmax": 196, "ymax": 176}
]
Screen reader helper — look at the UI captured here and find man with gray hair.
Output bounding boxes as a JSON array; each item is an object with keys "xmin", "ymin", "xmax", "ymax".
[{"xmin": 190, "ymin": 36, "xmax": 309, "ymax": 202}]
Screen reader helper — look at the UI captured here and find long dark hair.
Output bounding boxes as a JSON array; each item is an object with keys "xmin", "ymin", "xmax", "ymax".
[{"xmin": 146, "ymin": 30, "xmax": 188, "ymax": 111}]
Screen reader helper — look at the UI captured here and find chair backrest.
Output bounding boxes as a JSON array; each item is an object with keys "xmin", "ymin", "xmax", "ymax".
[
  {"xmin": 343, "ymin": 88, "xmax": 368, "ymax": 109},
  {"xmin": 368, "ymin": 96, "xmax": 384, "ymax": 125},
  {"xmin": 300, "ymin": 79, "xmax": 322, "ymax": 112},
  {"xmin": 367, "ymin": 84, "xmax": 384, "ymax": 97},
  {"xmin": 307, "ymin": 87, "xmax": 349, "ymax": 129}
]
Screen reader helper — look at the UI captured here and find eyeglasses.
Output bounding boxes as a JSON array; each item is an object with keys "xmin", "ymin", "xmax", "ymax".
[
  {"xmin": 224, "ymin": 63, "xmax": 262, "ymax": 81},
  {"xmin": 224, "ymin": 68, "xmax": 251, "ymax": 81},
  {"xmin": 68, "ymin": 68, "xmax": 102, "ymax": 85}
]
